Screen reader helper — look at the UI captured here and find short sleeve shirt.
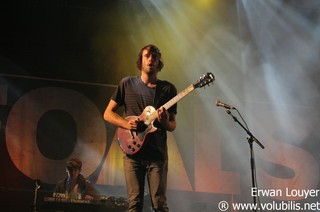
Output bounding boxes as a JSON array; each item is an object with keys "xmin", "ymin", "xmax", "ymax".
[{"xmin": 111, "ymin": 76, "xmax": 177, "ymax": 160}]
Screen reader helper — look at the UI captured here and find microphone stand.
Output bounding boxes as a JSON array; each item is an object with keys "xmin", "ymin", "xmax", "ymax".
[
  {"xmin": 225, "ymin": 109, "xmax": 264, "ymax": 212},
  {"xmin": 33, "ymin": 179, "xmax": 41, "ymax": 212}
]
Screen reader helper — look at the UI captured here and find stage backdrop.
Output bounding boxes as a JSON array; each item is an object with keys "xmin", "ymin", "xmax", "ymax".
[
  {"xmin": 1, "ymin": 0, "xmax": 320, "ymax": 212},
  {"xmin": 1, "ymin": 74, "xmax": 319, "ymax": 212}
]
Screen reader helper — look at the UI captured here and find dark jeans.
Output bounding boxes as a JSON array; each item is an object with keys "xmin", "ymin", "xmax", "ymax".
[{"xmin": 124, "ymin": 156, "xmax": 169, "ymax": 212}]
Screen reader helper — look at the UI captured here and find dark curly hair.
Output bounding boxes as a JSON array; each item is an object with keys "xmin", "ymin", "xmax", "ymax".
[
  {"xmin": 136, "ymin": 44, "xmax": 164, "ymax": 71},
  {"xmin": 66, "ymin": 158, "xmax": 82, "ymax": 171}
]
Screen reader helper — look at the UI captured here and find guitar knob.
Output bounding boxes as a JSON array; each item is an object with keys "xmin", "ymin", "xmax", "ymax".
[
  {"xmin": 133, "ymin": 141, "xmax": 136, "ymax": 145},
  {"xmin": 136, "ymin": 144, "xmax": 141, "ymax": 147},
  {"xmin": 131, "ymin": 148, "xmax": 135, "ymax": 152},
  {"xmin": 127, "ymin": 145, "xmax": 132, "ymax": 149}
]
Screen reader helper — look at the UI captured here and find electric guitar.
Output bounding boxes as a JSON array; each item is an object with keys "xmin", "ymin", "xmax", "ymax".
[{"xmin": 117, "ymin": 72, "xmax": 215, "ymax": 155}]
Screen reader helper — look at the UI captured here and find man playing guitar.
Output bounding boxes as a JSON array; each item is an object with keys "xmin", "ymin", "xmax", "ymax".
[{"xmin": 104, "ymin": 44, "xmax": 177, "ymax": 212}]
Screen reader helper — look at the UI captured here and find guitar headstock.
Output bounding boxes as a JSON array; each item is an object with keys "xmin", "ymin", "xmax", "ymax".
[{"xmin": 194, "ymin": 72, "xmax": 215, "ymax": 88}]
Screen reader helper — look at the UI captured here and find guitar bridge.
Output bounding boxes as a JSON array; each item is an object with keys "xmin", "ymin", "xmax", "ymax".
[{"xmin": 130, "ymin": 130, "xmax": 135, "ymax": 139}]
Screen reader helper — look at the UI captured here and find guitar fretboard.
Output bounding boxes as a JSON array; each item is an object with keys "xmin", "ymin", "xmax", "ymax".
[{"xmin": 145, "ymin": 84, "xmax": 195, "ymax": 125}]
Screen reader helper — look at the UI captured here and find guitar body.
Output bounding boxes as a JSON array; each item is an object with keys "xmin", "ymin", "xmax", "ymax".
[{"xmin": 117, "ymin": 106, "xmax": 157, "ymax": 155}]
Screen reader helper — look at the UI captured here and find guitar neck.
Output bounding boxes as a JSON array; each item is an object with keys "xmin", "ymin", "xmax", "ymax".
[
  {"xmin": 145, "ymin": 84, "xmax": 195, "ymax": 124},
  {"xmin": 163, "ymin": 84, "xmax": 195, "ymax": 110}
]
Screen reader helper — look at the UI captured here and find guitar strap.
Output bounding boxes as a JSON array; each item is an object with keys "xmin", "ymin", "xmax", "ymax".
[{"xmin": 154, "ymin": 80, "xmax": 163, "ymax": 109}]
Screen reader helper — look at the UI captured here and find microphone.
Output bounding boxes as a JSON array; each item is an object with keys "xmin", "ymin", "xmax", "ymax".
[{"xmin": 216, "ymin": 100, "xmax": 235, "ymax": 109}]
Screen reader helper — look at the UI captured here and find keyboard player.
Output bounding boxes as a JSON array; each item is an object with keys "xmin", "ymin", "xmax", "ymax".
[{"xmin": 53, "ymin": 158, "xmax": 98, "ymax": 200}]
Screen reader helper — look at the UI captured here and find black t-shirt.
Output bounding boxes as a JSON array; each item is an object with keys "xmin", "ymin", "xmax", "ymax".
[
  {"xmin": 111, "ymin": 76, "xmax": 177, "ymax": 161},
  {"xmin": 54, "ymin": 174, "xmax": 98, "ymax": 199}
]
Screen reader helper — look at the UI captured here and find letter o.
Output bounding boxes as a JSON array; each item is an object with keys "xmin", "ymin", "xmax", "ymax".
[{"xmin": 6, "ymin": 87, "xmax": 106, "ymax": 184}]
